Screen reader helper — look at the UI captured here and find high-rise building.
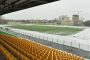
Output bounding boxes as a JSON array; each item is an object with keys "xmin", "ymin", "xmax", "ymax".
[{"xmin": 72, "ymin": 14, "xmax": 80, "ymax": 26}]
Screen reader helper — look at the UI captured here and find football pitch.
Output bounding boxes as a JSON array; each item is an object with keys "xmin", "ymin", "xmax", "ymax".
[{"xmin": 9, "ymin": 24, "xmax": 83, "ymax": 35}]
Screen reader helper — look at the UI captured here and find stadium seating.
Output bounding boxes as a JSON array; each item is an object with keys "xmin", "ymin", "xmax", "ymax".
[
  {"xmin": 0, "ymin": 43, "xmax": 15, "ymax": 60},
  {"xmin": 0, "ymin": 34, "xmax": 84, "ymax": 60}
]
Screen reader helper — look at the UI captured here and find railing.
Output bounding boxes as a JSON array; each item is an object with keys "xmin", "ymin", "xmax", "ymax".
[{"xmin": 0, "ymin": 27, "xmax": 90, "ymax": 51}]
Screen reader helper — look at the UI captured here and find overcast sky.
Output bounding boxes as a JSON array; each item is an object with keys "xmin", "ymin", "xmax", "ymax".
[{"xmin": 2, "ymin": 0, "xmax": 90, "ymax": 21}]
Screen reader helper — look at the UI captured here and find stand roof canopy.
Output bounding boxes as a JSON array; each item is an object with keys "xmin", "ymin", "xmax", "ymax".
[{"xmin": 0, "ymin": 0, "xmax": 58, "ymax": 15}]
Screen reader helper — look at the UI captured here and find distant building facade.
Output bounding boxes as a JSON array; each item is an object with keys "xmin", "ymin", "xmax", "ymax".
[
  {"xmin": 61, "ymin": 16, "xmax": 73, "ymax": 25},
  {"xmin": 0, "ymin": 14, "xmax": 83, "ymax": 26},
  {"xmin": 72, "ymin": 15, "xmax": 80, "ymax": 26},
  {"xmin": 60, "ymin": 14, "xmax": 83, "ymax": 26}
]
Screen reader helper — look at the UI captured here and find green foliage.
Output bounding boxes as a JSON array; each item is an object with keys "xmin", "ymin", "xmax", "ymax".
[{"xmin": 83, "ymin": 20, "xmax": 90, "ymax": 26}]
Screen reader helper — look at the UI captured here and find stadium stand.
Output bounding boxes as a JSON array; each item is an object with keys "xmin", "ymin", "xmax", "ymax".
[
  {"xmin": 0, "ymin": 44, "xmax": 15, "ymax": 60},
  {"xmin": 0, "ymin": 34, "xmax": 84, "ymax": 60}
]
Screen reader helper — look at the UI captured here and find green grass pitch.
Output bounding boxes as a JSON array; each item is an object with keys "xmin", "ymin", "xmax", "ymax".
[{"xmin": 9, "ymin": 24, "xmax": 83, "ymax": 35}]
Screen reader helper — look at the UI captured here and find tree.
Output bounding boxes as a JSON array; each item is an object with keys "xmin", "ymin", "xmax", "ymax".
[{"xmin": 83, "ymin": 20, "xmax": 90, "ymax": 26}]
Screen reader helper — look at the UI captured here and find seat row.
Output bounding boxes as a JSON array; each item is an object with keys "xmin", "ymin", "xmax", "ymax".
[
  {"xmin": 0, "ymin": 37, "xmax": 30, "ymax": 60},
  {"xmin": 0, "ymin": 43, "xmax": 15, "ymax": 60},
  {"xmin": 0, "ymin": 34, "xmax": 84, "ymax": 60}
]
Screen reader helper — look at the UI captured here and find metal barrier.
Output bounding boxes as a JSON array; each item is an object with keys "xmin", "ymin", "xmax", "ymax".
[{"xmin": 1, "ymin": 27, "xmax": 90, "ymax": 51}]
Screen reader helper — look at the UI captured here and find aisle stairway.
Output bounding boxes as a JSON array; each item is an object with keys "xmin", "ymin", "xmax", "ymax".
[{"xmin": 0, "ymin": 34, "xmax": 84, "ymax": 60}]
